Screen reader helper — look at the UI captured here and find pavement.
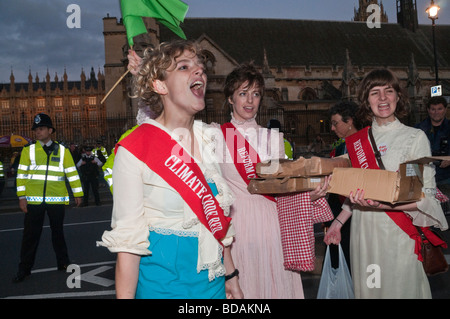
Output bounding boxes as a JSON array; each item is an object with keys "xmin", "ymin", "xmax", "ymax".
[{"xmin": 1, "ymin": 180, "xmax": 448, "ymax": 299}]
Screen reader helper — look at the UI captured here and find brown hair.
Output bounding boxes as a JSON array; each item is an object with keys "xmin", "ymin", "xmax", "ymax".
[
  {"xmin": 427, "ymin": 96, "xmax": 448, "ymax": 109},
  {"xmin": 224, "ymin": 62, "xmax": 265, "ymax": 105},
  {"xmin": 356, "ymin": 68, "xmax": 409, "ymax": 126},
  {"xmin": 132, "ymin": 40, "xmax": 206, "ymax": 117}
]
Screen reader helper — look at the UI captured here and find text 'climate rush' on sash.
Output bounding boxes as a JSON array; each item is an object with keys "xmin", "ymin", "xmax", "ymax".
[
  {"xmin": 345, "ymin": 126, "xmax": 446, "ymax": 261},
  {"xmin": 116, "ymin": 124, "xmax": 231, "ymax": 244},
  {"xmin": 221, "ymin": 122, "xmax": 277, "ymax": 202}
]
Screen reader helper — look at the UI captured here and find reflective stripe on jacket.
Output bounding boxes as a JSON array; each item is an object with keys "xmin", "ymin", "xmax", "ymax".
[{"xmin": 16, "ymin": 142, "xmax": 83, "ymax": 205}]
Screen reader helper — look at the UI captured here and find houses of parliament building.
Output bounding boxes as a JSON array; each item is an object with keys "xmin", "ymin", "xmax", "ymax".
[{"xmin": 1, "ymin": 0, "xmax": 449, "ymax": 156}]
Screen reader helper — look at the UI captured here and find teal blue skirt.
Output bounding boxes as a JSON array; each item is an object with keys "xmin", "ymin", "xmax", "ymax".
[
  {"xmin": 135, "ymin": 231, "xmax": 225, "ymax": 299},
  {"xmin": 135, "ymin": 181, "xmax": 225, "ymax": 299}
]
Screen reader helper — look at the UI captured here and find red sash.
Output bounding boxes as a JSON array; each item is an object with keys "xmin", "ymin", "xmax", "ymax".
[
  {"xmin": 116, "ymin": 124, "xmax": 231, "ymax": 243},
  {"xmin": 345, "ymin": 126, "xmax": 447, "ymax": 261},
  {"xmin": 221, "ymin": 122, "xmax": 275, "ymax": 202}
]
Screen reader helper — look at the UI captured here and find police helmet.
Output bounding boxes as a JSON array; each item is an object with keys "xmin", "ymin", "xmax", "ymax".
[{"xmin": 32, "ymin": 113, "xmax": 55, "ymax": 132}]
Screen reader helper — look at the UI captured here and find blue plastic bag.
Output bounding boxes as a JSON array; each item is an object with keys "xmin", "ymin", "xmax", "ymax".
[{"xmin": 317, "ymin": 244, "xmax": 354, "ymax": 299}]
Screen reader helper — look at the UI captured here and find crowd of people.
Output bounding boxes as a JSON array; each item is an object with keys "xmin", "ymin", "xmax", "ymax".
[{"xmin": 8, "ymin": 39, "xmax": 449, "ymax": 300}]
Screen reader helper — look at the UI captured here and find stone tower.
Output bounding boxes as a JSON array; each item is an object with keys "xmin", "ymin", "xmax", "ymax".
[
  {"xmin": 396, "ymin": 0, "xmax": 419, "ymax": 32},
  {"xmin": 102, "ymin": 14, "xmax": 159, "ymax": 119}
]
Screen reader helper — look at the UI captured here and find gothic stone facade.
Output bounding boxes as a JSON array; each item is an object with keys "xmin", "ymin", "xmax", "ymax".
[
  {"xmin": 103, "ymin": 16, "xmax": 449, "ymax": 154},
  {"xmin": 0, "ymin": 68, "xmax": 106, "ymax": 146}
]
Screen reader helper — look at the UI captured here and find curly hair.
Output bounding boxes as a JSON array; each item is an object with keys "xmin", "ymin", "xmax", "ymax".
[
  {"xmin": 329, "ymin": 100, "xmax": 361, "ymax": 130},
  {"xmin": 356, "ymin": 68, "xmax": 409, "ymax": 127},
  {"xmin": 132, "ymin": 39, "xmax": 206, "ymax": 118},
  {"xmin": 224, "ymin": 62, "xmax": 265, "ymax": 105}
]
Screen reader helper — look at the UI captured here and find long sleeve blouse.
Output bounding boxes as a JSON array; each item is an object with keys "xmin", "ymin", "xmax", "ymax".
[{"xmin": 98, "ymin": 120, "xmax": 235, "ymax": 280}]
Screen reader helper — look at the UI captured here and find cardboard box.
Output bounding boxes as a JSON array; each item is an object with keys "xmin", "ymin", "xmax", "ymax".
[
  {"xmin": 327, "ymin": 156, "xmax": 450, "ymax": 203},
  {"xmin": 256, "ymin": 156, "xmax": 351, "ymax": 178},
  {"xmin": 248, "ymin": 176, "xmax": 327, "ymax": 195}
]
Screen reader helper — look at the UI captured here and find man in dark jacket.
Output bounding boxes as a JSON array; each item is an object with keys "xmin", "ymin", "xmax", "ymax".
[{"xmin": 415, "ymin": 96, "xmax": 450, "ymax": 202}]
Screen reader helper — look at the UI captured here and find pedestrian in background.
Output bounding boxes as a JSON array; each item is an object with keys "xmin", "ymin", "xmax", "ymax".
[
  {"xmin": 0, "ymin": 158, "xmax": 4, "ymax": 197},
  {"xmin": 415, "ymin": 96, "xmax": 450, "ymax": 207},
  {"xmin": 324, "ymin": 100, "xmax": 361, "ymax": 272},
  {"xmin": 69, "ymin": 143, "xmax": 81, "ymax": 165}
]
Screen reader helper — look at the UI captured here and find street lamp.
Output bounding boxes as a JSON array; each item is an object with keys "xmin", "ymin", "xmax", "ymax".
[{"xmin": 426, "ymin": 0, "xmax": 440, "ymax": 85}]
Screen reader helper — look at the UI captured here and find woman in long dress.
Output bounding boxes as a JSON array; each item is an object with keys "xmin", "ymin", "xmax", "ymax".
[
  {"xmin": 212, "ymin": 63, "xmax": 331, "ymax": 298},
  {"xmin": 324, "ymin": 68, "xmax": 448, "ymax": 298}
]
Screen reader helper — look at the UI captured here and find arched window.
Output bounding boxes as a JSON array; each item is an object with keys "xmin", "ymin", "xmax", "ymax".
[
  {"xmin": 202, "ymin": 50, "xmax": 216, "ymax": 75},
  {"xmin": 298, "ymin": 87, "xmax": 317, "ymax": 100}
]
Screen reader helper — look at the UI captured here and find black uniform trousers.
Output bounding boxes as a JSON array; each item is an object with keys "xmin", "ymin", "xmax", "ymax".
[
  {"xmin": 82, "ymin": 176, "xmax": 100, "ymax": 205},
  {"xmin": 18, "ymin": 203, "xmax": 70, "ymax": 272}
]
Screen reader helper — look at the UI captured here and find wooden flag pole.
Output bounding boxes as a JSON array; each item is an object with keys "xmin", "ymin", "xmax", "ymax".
[{"xmin": 101, "ymin": 69, "xmax": 130, "ymax": 104}]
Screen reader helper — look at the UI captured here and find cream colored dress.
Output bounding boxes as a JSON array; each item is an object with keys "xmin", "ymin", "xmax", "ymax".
[{"xmin": 344, "ymin": 119, "xmax": 448, "ymax": 299}]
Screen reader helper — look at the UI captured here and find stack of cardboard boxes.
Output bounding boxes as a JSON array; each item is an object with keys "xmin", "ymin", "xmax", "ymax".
[{"xmin": 248, "ymin": 156, "xmax": 450, "ymax": 204}]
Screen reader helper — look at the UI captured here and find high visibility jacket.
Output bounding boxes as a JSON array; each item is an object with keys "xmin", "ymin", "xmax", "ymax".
[
  {"xmin": 16, "ymin": 142, "xmax": 83, "ymax": 205},
  {"xmin": 102, "ymin": 152, "xmax": 115, "ymax": 194},
  {"xmin": 93, "ymin": 146, "xmax": 108, "ymax": 161},
  {"xmin": 102, "ymin": 125, "xmax": 138, "ymax": 194},
  {"xmin": 284, "ymin": 138, "xmax": 294, "ymax": 160},
  {"xmin": 0, "ymin": 161, "xmax": 4, "ymax": 178}
]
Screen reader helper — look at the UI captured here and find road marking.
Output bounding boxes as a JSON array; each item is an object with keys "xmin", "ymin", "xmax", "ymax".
[
  {"xmin": 3, "ymin": 261, "xmax": 117, "ymax": 299},
  {"xmin": 31, "ymin": 260, "xmax": 116, "ymax": 274},
  {"xmin": 80, "ymin": 266, "xmax": 115, "ymax": 287},
  {"xmin": 0, "ymin": 220, "xmax": 110, "ymax": 233}
]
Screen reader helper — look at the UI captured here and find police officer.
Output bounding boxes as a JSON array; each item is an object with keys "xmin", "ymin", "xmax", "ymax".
[
  {"xmin": 93, "ymin": 140, "xmax": 108, "ymax": 163},
  {"xmin": 13, "ymin": 113, "xmax": 83, "ymax": 282},
  {"xmin": 77, "ymin": 146, "xmax": 103, "ymax": 206}
]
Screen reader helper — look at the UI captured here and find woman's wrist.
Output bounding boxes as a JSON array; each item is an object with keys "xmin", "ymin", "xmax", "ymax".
[
  {"xmin": 225, "ymin": 269, "xmax": 239, "ymax": 281},
  {"xmin": 334, "ymin": 218, "xmax": 344, "ymax": 227}
]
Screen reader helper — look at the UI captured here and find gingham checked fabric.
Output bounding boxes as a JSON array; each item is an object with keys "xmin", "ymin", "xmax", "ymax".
[
  {"xmin": 276, "ymin": 193, "xmax": 333, "ymax": 272},
  {"xmin": 436, "ymin": 187, "xmax": 449, "ymax": 203}
]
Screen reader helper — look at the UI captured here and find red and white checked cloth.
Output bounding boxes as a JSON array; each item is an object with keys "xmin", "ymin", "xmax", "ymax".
[
  {"xmin": 276, "ymin": 193, "xmax": 333, "ymax": 272},
  {"xmin": 436, "ymin": 187, "xmax": 449, "ymax": 203}
]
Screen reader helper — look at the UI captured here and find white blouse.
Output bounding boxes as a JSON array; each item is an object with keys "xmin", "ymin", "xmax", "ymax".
[
  {"xmin": 98, "ymin": 119, "xmax": 235, "ymax": 280},
  {"xmin": 343, "ymin": 118, "xmax": 448, "ymax": 230}
]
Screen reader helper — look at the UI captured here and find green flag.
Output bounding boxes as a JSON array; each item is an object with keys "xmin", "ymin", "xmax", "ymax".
[{"xmin": 120, "ymin": 0, "xmax": 189, "ymax": 46}]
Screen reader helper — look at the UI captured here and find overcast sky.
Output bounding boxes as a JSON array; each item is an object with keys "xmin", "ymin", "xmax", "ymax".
[{"xmin": 0, "ymin": 0, "xmax": 448, "ymax": 83}]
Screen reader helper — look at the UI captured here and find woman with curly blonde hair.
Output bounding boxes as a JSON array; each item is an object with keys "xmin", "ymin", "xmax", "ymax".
[{"xmin": 99, "ymin": 40, "xmax": 243, "ymax": 299}]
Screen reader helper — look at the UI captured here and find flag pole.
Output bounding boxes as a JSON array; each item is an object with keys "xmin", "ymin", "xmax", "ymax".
[
  {"xmin": 100, "ymin": 69, "xmax": 130, "ymax": 104},
  {"xmin": 101, "ymin": 44, "xmax": 134, "ymax": 104}
]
